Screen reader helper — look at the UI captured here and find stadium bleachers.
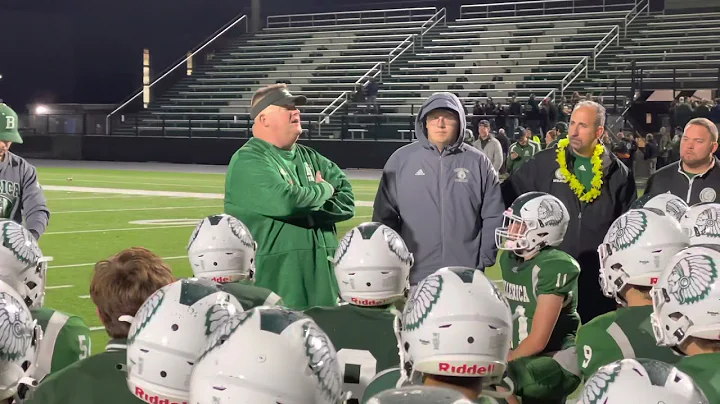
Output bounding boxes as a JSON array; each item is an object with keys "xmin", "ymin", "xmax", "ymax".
[
  {"xmin": 566, "ymin": 7, "xmax": 720, "ymax": 108},
  {"xmin": 110, "ymin": 0, "xmax": 717, "ymax": 140}
]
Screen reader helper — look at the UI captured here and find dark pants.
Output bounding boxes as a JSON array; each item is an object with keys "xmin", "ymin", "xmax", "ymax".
[{"xmin": 577, "ymin": 266, "xmax": 616, "ymax": 323}]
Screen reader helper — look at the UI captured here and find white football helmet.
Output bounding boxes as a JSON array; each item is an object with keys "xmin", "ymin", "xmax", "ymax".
[
  {"xmin": 333, "ymin": 222, "xmax": 413, "ymax": 306},
  {"xmin": 189, "ymin": 306, "xmax": 344, "ymax": 404},
  {"xmin": 126, "ymin": 278, "xmax": 244, "ymax": 403},
  {"xmin": 495, "ymin": 192, "xmax": 569, "ymax": 258},
  {"xmin": 679, "ymin": 202, "xmax": 720, "ymax": 246},
  {"xmin": 0, "ymin": 220, "xmax": 50, "ymax": 309},
  {"xmin": 0, "ymin": 280, "xmax": 37, "ymax": 400},
  {"xmin": 597, "ymin": 208, "xmax": 690, "ymax": 305},
  {"xmin": 651, "ymin": 244, "xmax": 720, "ymax": 350},
  {"xmin": 399, "ymin": 267, "xmax": 512, "ymax": 383},
  {"xmin": 579, "ymin": 358, "xmax": 708, "ymax": 404},
  {"xmin": 631, "ymin": 192, "xmax": 689, "ymax": 222},
  {"xmin": 188, "ymin": 214, "xmax": 257, "ymax": 283},
  {"xmin": 366, "ymin": 386, "xmax": 474, "ymax": 404}
]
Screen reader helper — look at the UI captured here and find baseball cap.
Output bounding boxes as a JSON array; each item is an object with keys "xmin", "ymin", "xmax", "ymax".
[
  {"xmin": 514, "ymin": 126, "xmax": 526, "ymax": 138},
  {"xmin": 479, "ymin": 120, "xmax": 490, "ymax": 127},
  {"xmin": 250, "ymin": 86, "xmax": 307, "ymax": 120},
  {"xmin": 0, "ymin": 104, "xmax": 23, "ymax": 144}
]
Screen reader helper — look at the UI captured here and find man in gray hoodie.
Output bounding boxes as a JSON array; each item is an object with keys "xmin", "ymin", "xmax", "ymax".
[
  {"xmin": 0, "ymin": 103, "xmax": 50, "ymax": 239},
  {"xmin": 372, "ymin": 93, "xmax": 505, "ymax": 285},
  {"xmin": 473, "ymin": 120, "xmax": 504, "ymax": 173}
]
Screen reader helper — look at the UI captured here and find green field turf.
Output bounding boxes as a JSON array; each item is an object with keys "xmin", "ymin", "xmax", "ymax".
[{"xmin": 35, "ymin": 166, "xmax": 640, "ymax": 356}]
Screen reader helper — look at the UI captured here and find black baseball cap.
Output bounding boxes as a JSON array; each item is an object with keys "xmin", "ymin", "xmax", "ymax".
[
  {"xmin": 479, "ymin": 120, "xmax": 490, "ymax": 127},
  {"xmin": 250, "ymin": 86, "xmax": 307, "ymax": 120}
]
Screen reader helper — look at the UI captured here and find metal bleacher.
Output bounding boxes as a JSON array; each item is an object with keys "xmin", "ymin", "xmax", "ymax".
[
  {"xmin": 108, "ymin": 0, "xmax": 714, "ymax": 140},
  {"xmin": 566, "ymin": 6, "xmax": 720, "ymax": 109}
]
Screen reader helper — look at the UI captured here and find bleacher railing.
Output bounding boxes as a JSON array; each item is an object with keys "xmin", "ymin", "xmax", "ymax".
[
  {"xmin": 460, "ymin": 0, "xmax": 636, "ymax": 19},
  {"xmin": 266, "ymin": 7, "xmax": 437, "ymax": 29},
  {"xmin": 593, "ymin": 25, "xmax": 621, "ymax": 69},
  {"xmin": 418, "ymin": 7, "xmax": 447, "ymax": 45},
  {"xmin": 623, "ymin": 0, "xmax": 650, "ymax": 37},
  {"xmin": 105, "ymin": 14, "xmax": 248, "ymax": 135},
  {"xmin": 389, "ymin": 35, "xmax": 416, "ymax": 65},
  {"xmin": 561, "ymin": 57, "xmax": 589, "ymax": 99}
]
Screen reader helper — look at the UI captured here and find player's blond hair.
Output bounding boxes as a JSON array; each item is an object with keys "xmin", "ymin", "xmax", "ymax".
[{"xmin": 90, "ymin": 247, "xmax": 175, "ymax": 339}]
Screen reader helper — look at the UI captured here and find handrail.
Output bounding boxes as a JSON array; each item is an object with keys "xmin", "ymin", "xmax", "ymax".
[
  {"xmin": 592, "ymin": 25, "xmax": 620, "ymax": 69},
  {"xmin": 561, "ymin": 57, "xmax": 589, "ymax": 99},
  {"xmin": 388, "ymin": 34, "xmax": 415, "ymax": 64},
  {"xmin": 418, "ymin": 7, "xmax": 447, "ymax": 46},
  {"xmin": 106, "ymin": 14, "xmax": 248, "ymax": 134},
  {"xmin": 355, "ymin": 62, "xmax": 385, "ymax": 85},
  {"xmin": 390, "ymin": 36, "xmax": 416, "ymax": 65},
  {"xmin": 460, "ymin": 0, "xmax": 636, "ymax": 19},
  {"xmin": 623, "ymin": 0, "xmax": 649, "ymax": 37},
  {"xmin": 267, "ymin": 7, "xmax": 437, "ymax": 29}
]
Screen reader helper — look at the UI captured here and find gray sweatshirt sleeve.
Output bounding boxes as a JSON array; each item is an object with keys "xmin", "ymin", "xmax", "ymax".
[
  {"xmin": 490, "ymin": 140, "xmax": 504, "ymax": 174},
  {"xmin": 479, "ymin": 156, "xmax": 505, "ymax": 269},
  {"xmin": 372, "ymin": 153, "xmax": 402, "ymax": 232},
  {"xmin": 21, "ymin": 163, "xmax": 49, "ymax": 239}
]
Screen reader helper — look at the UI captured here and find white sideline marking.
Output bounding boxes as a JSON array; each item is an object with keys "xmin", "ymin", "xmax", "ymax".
[
  {"xmin": 42, "ymin": 173, "xmax": 223, "ymax": 184},
  {"xmin": 44, "ymin": 225, "xmax": 196, "ymax": 236},
  {"xmin": 50, "ymin": 256, "xmax": 187, "ymax": 270},
  {"xmin": 43, "ymin": 178, "xmax": 221, "ymax": 189},
  {"xmin": 89, "ymin": 326, "xmax": 105, "ymax": 332},
  {"xmin": 78, "ymin": 295, "xmax": 91, "ymax": 299},
  {"xmin": 46, "ymin": 285, "xmax": 73, "ymax": 290},
  {"xmin": 52, "ymin": 205, "xmax": 220, "ymax": 214},
  {"xmin": 48, "ymin": 195, "xmax": 155, "ymax": 201},
  {"xmin": 43, "ymin": 185, "xmax": 374, "ymax": 206}
]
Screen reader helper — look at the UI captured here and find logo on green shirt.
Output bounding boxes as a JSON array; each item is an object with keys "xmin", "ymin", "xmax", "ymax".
[
  {"xmin": 303, "ymin": 322, "xmax": 343, "ymax": 403},
  {"xmin": 581, "ymin": 362, "xmax": 622, "ymax": 404},
  {"xmin": 1, "ymin": 221, "xmax": 41, "ymax": 266},
  {"xmin": 667, "ymin": 254, "xmax": 718, "ymax": 305},
  {"xmin": 606, "ymin": 210, "xmax": 648, "ymax": 251},
  {"xmin": 403, "ymin": 275, "xmax": 443, "ymax": 331}
]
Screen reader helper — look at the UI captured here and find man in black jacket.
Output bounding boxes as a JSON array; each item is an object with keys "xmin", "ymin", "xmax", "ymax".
[
  {"xmin": 501, "ymin": 100, "xmax": 637, "ymax": 323},
  {"xmin": 644, "ymin": 118, "xmax": 720, "ymax": 204}
]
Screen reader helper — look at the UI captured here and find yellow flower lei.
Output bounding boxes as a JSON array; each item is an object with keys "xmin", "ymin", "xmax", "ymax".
[{"xmin": 556, "ymin": 138, "xmax": 604, "ymax": 203}]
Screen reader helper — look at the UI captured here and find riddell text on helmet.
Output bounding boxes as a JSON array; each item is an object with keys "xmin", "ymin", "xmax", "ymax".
[
  {"xmin": 438, "ymin": 363, "xmax": 496, "ymax": 375},
  {"xmin": 351, "ymin": 297, "xmax": 389, "ymax": 306},
  {"xmin": 135, "ymin": 387, "xmax": 188, "ymax": 404}
]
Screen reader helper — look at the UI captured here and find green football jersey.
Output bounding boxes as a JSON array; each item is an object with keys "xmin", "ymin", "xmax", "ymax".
[
  {"xmin": 219, "ymin": 280, "xmax": 283, "ymax": 310},
  {"xmin": 362, "ymin": 368, "xmax": 506, "ymax": 404},
  {"xmin": 31, "ymin": 307, "xmax": 91, "ymax": 382},
  {"xmin": 499, "ymin": 248, "xmax": 580, "ymax": 352},
  {"xmin": 676, "ymin": 352, "xmax": 720, "ymax": 403},
  {"xmin": 576, "ymin": 305, "xmax": 680, "ymax": 380},
  {"xmin": 26, "ymin": 340, "xmax": 145, "ymax": 404},
  {"xmin": 305, "ymin": 304, "xmax": 398, "ymax": 404}
]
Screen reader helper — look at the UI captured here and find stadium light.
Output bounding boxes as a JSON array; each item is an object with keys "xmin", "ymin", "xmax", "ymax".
[{"xmin": 35, "ymin": 105, "xmax": 50, "ymax": 115}]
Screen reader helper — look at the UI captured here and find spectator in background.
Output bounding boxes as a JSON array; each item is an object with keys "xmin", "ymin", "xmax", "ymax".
[
  {"xmin": 694, "ymin": 99, "xmax": 712, "ymax": 120},
  {"xmin": 644, "ymin": 134, "xmax": 659, "ymax": 175},
  {"xmin": 508, "ymin": 95, "xmax": 522, "ymax": 135},
  {"xmin": 484, "ymin": 97, "xmax": 497, "ymax": 129},
  {"xmin": 545, "ymin": 128, "xmax": 559, "ymax": 148},
  {"xmin": 524, "ymin": 93, "xmax": 541, "ymax": 136},
  {"xmin": 571, "ymin": 91, "xmax": 581, "ymax": 107},
  {"xmin": 658, "ymin": 127, "xmax": 672, "ymax": 168},
  {"xmin": 495, "ymin": 103, "xmax": 507, "ymax": 132},
  {"xmin": 365, "ymin": 78, "xmax": 379, "ymax": 114},
  {"xmin": 613, "ymin": 132, "xmax": 636, "ymax": 174},
  {"xmin": 507, "ymin": 127, "xmax": 541, "ymax": 174},
  {"xmin": 473, "ymin": 120, "xmax": 504, "ymax": 173},
  {"xmin": 675, "ymin": 97, "xmax": 693, "ymax": 130},
  {"xmin": 539, "ymin": 99, "xmax": 550, "ymax": 139},
  {"xmin": 710, "ymin": 98, "xmax": 720, "ymax": 123},
  {"xmin": 472, "ymin": 100, "xmax": 483, "ymax": 131},
  {"xmin": 373, "ymin": 92, "xmax": 504, "ymax": 287},
  {"xmin": 496, "ymin": 128, "xmax": 510, "ymax": 160}
]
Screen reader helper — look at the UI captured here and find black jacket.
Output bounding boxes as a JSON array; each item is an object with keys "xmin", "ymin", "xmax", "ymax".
[
  {"xmin": 501, "ymin": 145, "xmax": 637, "ymax": 321},
  {"xmin": 644, "ymin": 158, "xmax": 720, "ymax": 204}
]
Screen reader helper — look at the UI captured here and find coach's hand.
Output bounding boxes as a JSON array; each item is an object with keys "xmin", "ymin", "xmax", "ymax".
[{"xmin": 316, "ymin": 171, "xmax": 335, "ymax": 194}]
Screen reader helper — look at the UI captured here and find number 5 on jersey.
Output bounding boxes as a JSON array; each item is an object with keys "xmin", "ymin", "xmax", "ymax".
[{"xmin": 337, "ymin": 349, "xmax": 377, "ymax": 404}]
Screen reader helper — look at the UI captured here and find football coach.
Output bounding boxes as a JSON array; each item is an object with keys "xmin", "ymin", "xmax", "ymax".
[
  {"xmin": 501, "ymin": 100, "xmax": 637, "ymax": 322},
  {"xmin": 644, "ymin": 118, "xmax": 720, "ymax": 204},
  {"xmin": 373, "ymin": 92, "xmax": 505, "ymax": 287},
  {"xmin": 0, "ymin": 103, "xmax": 49, "ymax": 239},
  {"xmin": 224, "ymin": 84, "xmax": 355, "ymax": 310}
]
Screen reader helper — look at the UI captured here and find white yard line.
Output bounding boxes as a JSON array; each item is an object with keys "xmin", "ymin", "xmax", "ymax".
[
  {"xmin": 44, "ymin": 185, "xmax": 374, "ymax": 206},
  {"xmin": 89, "ymin": 326, "xmax": 105, "ymax": 331},
  {"xmin": 46, "ymin": 285, "xmax": 74, "ymax": 290},
  {"xmin": 43, "ymin": 178, "xmax": 221, "ymax": 189},
  {"xmin": 44, "ymin": 225, "xmax": 196, "ymax": 236},
  {"xmin": 52, "ymin": 205, "xmax": 221, "ymax": 214},
  {"xmin": 41, "ymin": 173, "xmax": 224, "ymax": 184},
  {"xmin": 78, "ymin": 295, "xmax": 91, "ymax": 299},
  {"xmin": 48, "ymin": 195, "xmax": 155, "ymax": 201},
  {"xmin": 50, "ymin": 256, "xmax": 187, "ymax": 270}
]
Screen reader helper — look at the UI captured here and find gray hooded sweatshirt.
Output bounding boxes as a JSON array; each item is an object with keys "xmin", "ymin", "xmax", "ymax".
[
  {"xmin": 372, "ymin": 93, "xmax": 505, "ymax": 284},
  {"xmin": 0, "ymin": 152, "xmax": 49, "ymax": 239}
]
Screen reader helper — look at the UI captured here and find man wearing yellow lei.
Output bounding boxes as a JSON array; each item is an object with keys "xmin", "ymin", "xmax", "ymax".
[{"xmin": 501, "ymin": 100, "xmax": 637, "ymax": 323}]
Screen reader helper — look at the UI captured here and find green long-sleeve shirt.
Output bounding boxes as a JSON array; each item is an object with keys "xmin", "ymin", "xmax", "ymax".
[
  {"xmin": 224, "ymin": 137, "xmax": 355, "ymax": 310},
  {"xmin": 507, "ymin": 141, "xmax": 541, "ymax": 173}
]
